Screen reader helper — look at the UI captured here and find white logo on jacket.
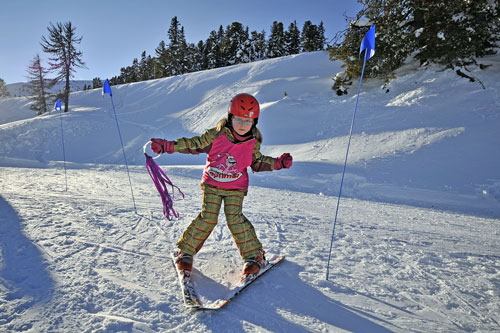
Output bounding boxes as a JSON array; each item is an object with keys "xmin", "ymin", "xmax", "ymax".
[{"xmin": 207, "ymin": 152, "xmax": 243, "ymax": 182}]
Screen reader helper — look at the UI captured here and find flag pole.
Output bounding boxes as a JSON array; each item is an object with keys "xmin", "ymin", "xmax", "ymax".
[
  {"xmin": 326, "ymin": 25, "xmax": 375, "ymax": 280},
  {"xmin": 103, "ymin": 79, "xmax": 137, "ymax": 213},
  {"xmin": 56, "ymin": 98, "xmax": 68, "ymax": 192}
]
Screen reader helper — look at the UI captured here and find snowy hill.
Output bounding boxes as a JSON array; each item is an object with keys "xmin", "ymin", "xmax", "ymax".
[
  {"xmin": 1, "ymin": 51, "xmax": 499, "ymax": 331},
  {"xmin": 1, "ymin": 51, "xmax": 499, "ymax": 216},
  {"xmin": 5, "ymin": 80, "xmax": 92, "ymax": 98}
]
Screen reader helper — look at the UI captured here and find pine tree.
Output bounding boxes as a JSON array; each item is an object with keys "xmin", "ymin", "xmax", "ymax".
[
  {"xmin": 139, "ymin": 51, "xmax": 154, "ymax": 81},
  {"xmin": 198, "ymin": 40, "xmax": 209, "ymax": 70},
  {"xmin": 217, "ymin": 25, "xmax": 226, "ymax": 65},
  {"xmin": 185, "ymin": 42, "xmax": 201, "ymax": 73},
  {"xmin": 301, "ymin": 21, "xmax": 317, "ymax": 52},
  {"xmin": 92, "ymin": 77, "xmax": 102, "ymax": 89},
  {"xmin": 249, "ymin": 30, "xmax": 267, "ymax": 61},
  {"xmin": 205, "ymin": 30, "xmax": 218, "ymax": 69},
  {"xmin": 240, "ymin": 27, "xmax": 252, "ymax": 63},
  {"xmin": 206, "ymin": 26, "xmax": 226, "ymax": 68},
  {"xmin": 285, "ymin": 21, "xmax": 301, "ymax": 55},
  {"xmin": 0, "ymin": 78, "xmax": 10, "ymax": 97},
  {"xmin": 193, "ymin": 41, "xmax": 205, "ymax": 72},
  {"xmin": 26, "ymin": 54, "xmax": 55, "ymax": 115},
  {"xmin": 109, "ymin": 76, "xmax": 119, "ymax": 86},
  {"xmin": 410, "ymin": 0, "xmax": 500, "ymax": 67},
  {"xmin": 268, "ymin": 21, "xmax": 286, "ymax": 58},
  {"xmin": 179, "ymin": 27, "xmax": 189, "ymax": 73},
  {"xmin": 41, "ymin": 21, "xmax": 85, "ymax": 112},
  {"xmin": 316, "ymin": 21, "xmax": 326, "ymax": 50},
  {"xmin": 155, "ymin": 40, "xmax": 168, "ymax": 78},
  {"xmin": 166, "ymin": 17, "xmax": 188, "ymax": 75},
  {"xmin": 145, "ymin": 54, "xmax": 156, "ymax": 80},
  {"xmin": 132, "ymin": 58, "xmax": 140, "ymax": 82},
  {"xmin": 224, "ymin": 22, "xmax": 249, "ymax": 65},
  {"xmin": 118, "ymin": 57, "xmax": 141, "ymax": 84},
  {"xmin": 330, "ymin": 0, "xmax": 500, "ymax": 88}
]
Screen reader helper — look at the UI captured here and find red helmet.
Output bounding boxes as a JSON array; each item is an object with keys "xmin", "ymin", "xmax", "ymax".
[{"xmin": 228, "ymin": 93, "xmax": 260, "ymax": 119}]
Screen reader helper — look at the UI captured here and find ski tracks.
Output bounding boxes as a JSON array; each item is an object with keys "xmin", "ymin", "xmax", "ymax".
[
  {"xmin": 1, "ymin": 166, "xmax": 499, "ymax": 331},
  {"xmin": 0, "ymin": 166, "xmax": 188, "ymax": 331}
]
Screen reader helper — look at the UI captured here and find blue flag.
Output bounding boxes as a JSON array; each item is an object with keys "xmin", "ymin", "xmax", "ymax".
[
  {"xmin": 102, "ymin": 79, "xmax": 112, "ymax": 97},
  {"xmin": 359, "ymin": 24, "xmax": 375, "ymax": 60},
  {"xmin": 54, "ymin": 98, "xmax": 62, "ymax": 111}
]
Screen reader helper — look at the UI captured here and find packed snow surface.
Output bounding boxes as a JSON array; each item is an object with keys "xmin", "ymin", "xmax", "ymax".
[{"xmin": 1, "ymin": 51, "xmax": 499, "ymax": 332}]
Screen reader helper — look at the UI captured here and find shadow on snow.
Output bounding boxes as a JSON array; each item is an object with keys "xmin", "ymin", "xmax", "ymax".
[
  {"xmin": 0, "ymin": 195, "xmax": 54, "ymax": 328},
  {"xmin": 196, "ymin": 260, "xmax": 391, "ymax": 332}
]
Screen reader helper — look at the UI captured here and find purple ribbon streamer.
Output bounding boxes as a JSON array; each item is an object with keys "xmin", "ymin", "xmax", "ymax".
[{"xmin": 145, "ymin": 153, "xmax": 184, "ymax": 222}]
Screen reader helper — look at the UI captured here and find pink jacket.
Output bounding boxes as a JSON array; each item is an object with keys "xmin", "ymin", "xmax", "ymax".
[
  {"xmin": 202, "ymin": 133, "xmax": 256, "ymax": 190},
  {"xmin": 172, "ymin": 124, "xmax": 275, "ymax": 191}
]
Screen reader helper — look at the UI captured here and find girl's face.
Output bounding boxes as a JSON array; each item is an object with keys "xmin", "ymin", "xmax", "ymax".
[{"xmin": 232, "ymin": 115, "xmax": 253, "ymax": 136}]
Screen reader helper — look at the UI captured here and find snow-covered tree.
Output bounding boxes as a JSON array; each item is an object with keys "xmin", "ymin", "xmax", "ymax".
[
  {"xmin": 223, "ymin": 22, "xmax": 250, "ymax": 65},
  {"xmin": 205, "ymin": 31, "xmax": 218, "ymax": 69},
  {"xmin": 194, "ymin": 40, "xmax": 206, "ymax": 72},
  {"xmin": 268, "ymin": 21, "xmax": 286, "ymax": 58},
  {"xmin": 184, "ymin": 42, "xmax": 202, "ymax": 73},
  {"xmin": 138, "ymin": 51, "xmax": 155, "ymax": 81},
  {"xmin": 285, "ymin": 21, "xmax": 301, "ymax": 55},
  {"xmin": 330, "ymin": 0, "xmax": 500, "ymax": 87},
  {"xmin": 92, "ymin": 77, "xmax": 102, "ymax": 89},
  {"xmin": 240, "ymin": 27, "xmax": 253, "ymax": 63},
  {"xmin": 301, "ymin": 21, "xmax": 317, "ymax": 52},
  {"xmin": 166, "ymin": 17, "xmax": 188, "ymax": 76},
  {"xmin": 411, "ymin": 0, "xmax": 500, "ymax": 68},
  {"xmin": 0, "ymin": 78, "xmax": 10, "ymax": 97},
  {"xmin": 107, "ymin": 17, "xmax": 337, "ymax": 82},
  {"xmin": 316, "ymin": 21, "xmax": 326, "ymax": 51},
  {"xmin": 154, "ymin": 40, "xmax": 168, "ymax": 78},
  {"xmin": 249, "ymin": 30, "xmax": 267, "ymax": 61},
  {"xmin": 205, "ymin": 28, "xmax": 226, "ymax": 69}
]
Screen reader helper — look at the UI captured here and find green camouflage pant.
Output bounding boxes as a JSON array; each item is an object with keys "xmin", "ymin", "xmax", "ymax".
[{"xmin": 176, "ymin": 185, "xmax": 262, "ymax": 260}]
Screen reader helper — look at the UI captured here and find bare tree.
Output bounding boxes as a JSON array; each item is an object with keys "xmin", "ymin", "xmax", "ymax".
[
  {"xmin": 41, "ymin": 21, "xmax": 85, "ymax": 112},
  {"xmin": 26, "ymin": 54, "xmax": 55, "ymax": 115}
]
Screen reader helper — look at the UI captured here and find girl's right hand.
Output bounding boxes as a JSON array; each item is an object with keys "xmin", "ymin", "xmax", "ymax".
[{"xmin": 151, "ymin": 138, "xmax": 175, "ymax": 154}]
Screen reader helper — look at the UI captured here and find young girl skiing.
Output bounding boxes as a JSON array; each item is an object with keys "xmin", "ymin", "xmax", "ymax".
[{"xmin": 151, "ymin": 93, "xmax": 292, "ymax": 277}]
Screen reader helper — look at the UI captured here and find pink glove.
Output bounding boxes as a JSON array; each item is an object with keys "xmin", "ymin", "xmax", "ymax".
[
  {"xmin": 274, "ymin": 153, "xmax": 293, "ymax": 170},
  {"xmin": 150, "ymin": 138, "xmax": 175, "ymax": 154}
]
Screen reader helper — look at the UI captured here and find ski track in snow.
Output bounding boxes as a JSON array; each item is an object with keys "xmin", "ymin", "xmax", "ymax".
[{"xmin": 0, "ymin": 166, "xmax": 499, "ymax": 332}]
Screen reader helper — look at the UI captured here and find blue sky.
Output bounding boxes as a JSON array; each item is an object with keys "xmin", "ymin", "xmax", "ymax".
[{"xmin": 0, "ymin": 0, "xmax": 362, "ymax": 84}]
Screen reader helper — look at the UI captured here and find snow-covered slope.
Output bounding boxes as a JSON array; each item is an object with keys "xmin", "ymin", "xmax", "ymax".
[
  {"xmin": 5, "ymin": 80, "xmax": 92, "ymax": 98},
  {"xmin": 1, "ymin": 51, "xmax": 499, "ymax": 216},
  {"xmin": 1, "ymin": 51, "xmax": 499, "ymax": 331}
]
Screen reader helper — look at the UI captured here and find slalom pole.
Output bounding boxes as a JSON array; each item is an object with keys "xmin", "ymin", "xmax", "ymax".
[
  {"xmin": 55, "ymin": 98, "xmax": 68, "ymax": 191},
  {"xmin": 325, "ymin": 58, "xmax": 367, "ymax": 280},
  {"xmin": 325, "ymin": 25, "xmax": 375, "ymax": 280},
  {"xmin": 102, "ymin": 79, "xmax": 137, "ymax": 213},
  {"xmin": 110, "ymin": 95, "xmax": 137, "ymax": 213}
]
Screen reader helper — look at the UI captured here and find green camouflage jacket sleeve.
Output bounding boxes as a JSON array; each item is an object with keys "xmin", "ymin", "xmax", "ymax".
[
  {"xmin": 251, "ymin": 139, "xmax": 275, "ymax": 172},
  {"xmin": 173, "ymin": 128, "xmax": 218, "ymax": 155},
  {"xmin": 173, "ymin": 127, "xmax": 275, "ymax": 172}
]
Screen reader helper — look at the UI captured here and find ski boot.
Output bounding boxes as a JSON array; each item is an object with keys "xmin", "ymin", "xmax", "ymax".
[
  {"xmin": 242, "ymin": 250, "xmax": 267, "ymax": 276},
  {"xmin": 175, "ymin": 250, "xmax": 194, "ymax": 275}
]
